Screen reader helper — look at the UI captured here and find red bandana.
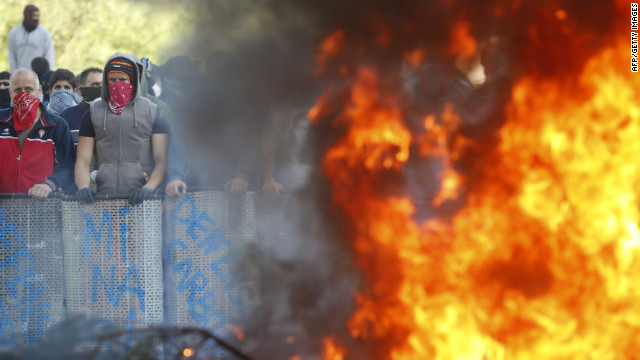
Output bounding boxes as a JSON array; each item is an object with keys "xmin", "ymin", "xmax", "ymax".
[
  {"xmin": 108, "ymin": 81, "xmax": 134, "ymax": 115},
  {"xmin": 12, "ymin": 92, "xmax": 40, "ymax": 131}
]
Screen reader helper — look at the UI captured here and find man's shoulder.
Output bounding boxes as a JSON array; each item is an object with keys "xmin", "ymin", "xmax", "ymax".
[
  {"xmin": 37, "ymin": 25, "xmax": 52, "ymax": 36},
  {"xmin": 60, "ymin": 104, "xmax": 83, "ymax": 118},
  {"xmin": 8, "ymin": 25, "xmax": 22, "ymax": 37},
  {"xmin": 89, "ymin": 98, "xmax": 104, "ymax": 110},
  {"xmin": 135, "ymin": 96, "xmax": 160, "ymax": 116},
  {"xmin": 136, "ymin": 96, "xmax": 157, "ymax": 107},
  {"xmin": 43, "ymin": 110, "xmax": 69, "ymax": 130},
  {"xmin": 0, "ymin": 108, "xmax": 11, "ymax": 122}
]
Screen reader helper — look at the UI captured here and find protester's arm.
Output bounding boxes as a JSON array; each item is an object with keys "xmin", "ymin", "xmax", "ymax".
[
  {"xmin": 75, "ymin": 137, "xmax": 94, "ymax": 189},
  {"xmin": 261, "ymin": 146, "xmax": 283, "ymax": 197},
  {"xmin": 227, "ymin": 102, "xmax": 262, "ymax": 193},
  {"xmin": 75, "ymin": 112, "xmax": 95, "ymax": 190},
  {"xmin": 166, "ymin": 126, "xmax": 187, "ymax": 184},
  {"xmin": 142, "ymin": 109, "xmax": 170, "ymax": 191},
  {"xmin": 145, "ymin": 133, "xmax": 168, "ymax": 191},
  {"xmin": 165, "ymin": 128, "xmax": 188, "ymax": 196}
]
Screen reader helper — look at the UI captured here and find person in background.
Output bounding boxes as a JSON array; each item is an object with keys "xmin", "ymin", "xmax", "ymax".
[
  {"xmin": 152, "ymin": 66, "xmax": 162, "ymax": 98},
  {"xmin": 158, "ymin": 55, "xmax": 199, "ymax": 113},
  {"xmin": 165, "ymin": 51, "xmax": 262, "ymax": 196},
  {"xmin": 8, "ymin": 4, "xmax": 55, "ymax": 72},
  {"xmin": 75, "ymin": 53, "xmax": 169, "ymax": 206},
  {"xmin": 0, "ymin": 72, "xmax": 11, "ymax": 109},
  {"xmin": 46, "ymin": 68, "xmax": 78, "ymax": 115},
  {"xmin": 60, "ymin": 67, "xmax": 102, "ymax": 147},
  {"xmin": 137, "ymin": 56, "xmax": 174, "ymax": 124},
  {"xmin": 0, "ymin": 68, "xmax": 75, "ymax": 197},
  {"xmin": 260, "ymin": 99, "xmax": 314, "ymax": 198},
  {"xmin": 31, "ymin": 56, "xmax": 52, "ymax": 101}
]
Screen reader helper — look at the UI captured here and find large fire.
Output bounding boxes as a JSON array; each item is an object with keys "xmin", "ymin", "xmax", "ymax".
[{"xmin": 309, "ymin": 0, "xmax": 640, "ymax": 359}]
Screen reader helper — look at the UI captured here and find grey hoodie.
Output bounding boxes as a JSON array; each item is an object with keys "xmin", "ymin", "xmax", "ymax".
[{"xmin": 89, "ymin": 52, "xmax": 160, "ymax": 195}]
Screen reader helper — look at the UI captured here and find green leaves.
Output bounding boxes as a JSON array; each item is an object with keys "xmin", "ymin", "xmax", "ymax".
[{"xmin": 0, "ymin": 0, "xmax": 189, "ymax": 74}]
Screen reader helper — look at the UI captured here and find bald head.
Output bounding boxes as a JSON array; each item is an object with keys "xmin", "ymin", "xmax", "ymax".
[{"xmin": 10, "ymin": 68, "xmax": 42, "ymax": 99}]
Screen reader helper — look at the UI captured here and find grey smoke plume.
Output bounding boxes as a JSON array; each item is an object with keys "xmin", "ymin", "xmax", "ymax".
[{"xmin": 153, "ymin": 0, "xmax": 621, "ymax": 359}]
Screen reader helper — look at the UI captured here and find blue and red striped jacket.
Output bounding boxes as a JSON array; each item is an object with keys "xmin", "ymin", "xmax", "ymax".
[{"xmin": 0, "ymin": 105, "xmax": 75, "ymax": 193}]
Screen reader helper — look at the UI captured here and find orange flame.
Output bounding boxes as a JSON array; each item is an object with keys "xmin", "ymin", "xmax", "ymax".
[
  {"xmin": 448, "ymin": 19, "xmax": 478, "ymax": 61},
  {"xmin": 323, "ymin": 336, "xmax": 346, "ymax": 360},
  {"xmin": 315, "ymin": 30, "xmax": 346, "ymax": 76},
  {"xmin": 403, "ymin": 49, "xmax": 426, "ymax": 69},
  {"xmin": 318, "ymin": 10, "xmax": 640, "ymax": 360},
  {"xmin": 226, "ymin": 323, "xmax": 245, "ymax": 341}
]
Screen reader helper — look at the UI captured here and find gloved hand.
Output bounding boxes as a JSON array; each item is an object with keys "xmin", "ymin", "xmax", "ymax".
[
  {"xmin": 129, "ymin": 186, "xmax": 153, "ymax": 206},
  {"xmin": 76, "ymin": 187, "xmax": 95, "ymax": 204}
]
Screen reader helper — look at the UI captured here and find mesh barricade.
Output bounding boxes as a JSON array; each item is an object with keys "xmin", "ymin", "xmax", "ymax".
[
  {"xmin": 0, "ymin": 197, "xmax": 64, "ymax": 349},
  {"xmin": 62, "ymin": 198, "xmax": 164, "ymax": 329},
  {"xmin": 164, "ymin": 191, "xmax": 261, "ymax": 344},
  {"xmin": 254, "ymin": 195, "xmax": 305, "ymax": 263}
]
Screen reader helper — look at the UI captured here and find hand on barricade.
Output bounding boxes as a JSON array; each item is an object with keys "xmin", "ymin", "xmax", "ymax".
[
  {"xmin": 262, "ymin": 178, "xmax": 283, "ymax": 198},
  {"xmin": 165, "ymin": 179, "xmax": 187, "ymax": 197},
  {"xmin": 76, "ymin": 187, "xmax": 95, "ymax": 204},
  {"xmin": 129, "ymin": 186, "xmax": 153, "ymax": 206},
  {"xmin": 28, "ymin": 183, "xmax": 54, "ymax": 200},
  {"xmin": 225, "ymin": 178, "xmax": 248, "ymax": 194}
]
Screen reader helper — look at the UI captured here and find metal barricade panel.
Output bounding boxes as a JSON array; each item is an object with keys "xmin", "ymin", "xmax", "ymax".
[
  {"xmin": 62, "ymin": 199, "xmax": 163, "ymax": 328},
  {"xmin": 0, "ymin": 198, "xmax": 64, "ymax": 349},
  {"xmin": 163, "ymin": 191, "xmax": 261, "ymax": 338}
]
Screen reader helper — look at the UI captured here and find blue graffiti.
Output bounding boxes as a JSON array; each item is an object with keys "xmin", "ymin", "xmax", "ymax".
[
  {"xmin": 84, "ymin": 210, "xmax": 113, "ymax": 259},
  {"xmin": 198, "ymin": 228, "xmax": 228, "ymax": 256},
  {"xmin": 0, "ymin": 246, "xmax": 35, "ymax": 272},
  {"xmin": 167, "ymin": 244, "xmax": 223, "ymax": 327},
  {"xmin": 84, "ymin": 206, "xmax": 131, "ymax": 261},
  {"xmin": 85, "ymin": 205, "xmax": 146, "ymax": 330},
  {"xmin": 91, "ymin": 263, "xmax": 146, "ymax": 312},
  {"xmin": 167, "ymin": 195, "xmax": 257, "ymax": 330},
  {"xmin": 0, "ymin": 204, "xmax": 55, "ymax": 347},
  {"xmin": 0, "ymin": 298, "xmax": 16, "ymax": 349},
  {"xmin": 209, "ymin": 251, "xmax": 238, "ymax": 283},
  {"xmin": 119, "ymin": 207, "xmax": 130, "ymax": 262},
  {"xmin": 0, "ymin": 222, "xmax": 24, "ymax": 249}
]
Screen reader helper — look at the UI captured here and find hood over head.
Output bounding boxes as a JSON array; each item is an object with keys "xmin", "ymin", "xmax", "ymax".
[
  {"xmin": 101, "ymin": 52, "xmax": 142, "ymax": 104},
  {"xmin": 23, "ymin": 4, "xmax": 39, "ymax": 28}
]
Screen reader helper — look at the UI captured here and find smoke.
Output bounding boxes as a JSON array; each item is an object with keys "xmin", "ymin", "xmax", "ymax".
[{"xmin": 154, "ymin": 0, "xmax": 623, "ymax": 358}]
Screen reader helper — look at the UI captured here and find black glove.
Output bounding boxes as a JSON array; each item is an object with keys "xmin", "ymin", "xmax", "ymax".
[
  {"xmin": 129, "ymin": 186, "xmax": 153, "ymax": 206},
  {"xmin": 76, "ymin": 187, "xmax": 95, "ymax": 204}
]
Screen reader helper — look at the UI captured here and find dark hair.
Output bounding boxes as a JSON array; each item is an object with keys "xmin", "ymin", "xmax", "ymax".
[
  {"xmin": 0, "ymin": 71, "xmax": 10, "ymax": 81},
  {"xmin": 78, "ymin": 67, "xmax": 102, "ymax": 86},
  {"xmin": 31, "ymin": 57, "xmax": 50, "ymax": 76},
  {"xmin": 49, "ymin": 68, "xmax": 77, "ymax": 89},
  {"xmin": 162, "ymin": 55, "xmax": 199, "ymax": 82}
]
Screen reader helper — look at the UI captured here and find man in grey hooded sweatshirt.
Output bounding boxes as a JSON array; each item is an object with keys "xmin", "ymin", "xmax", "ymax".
[{"xmin": 74, "ymin": 52, "xmax": 169, "ymax": 205}]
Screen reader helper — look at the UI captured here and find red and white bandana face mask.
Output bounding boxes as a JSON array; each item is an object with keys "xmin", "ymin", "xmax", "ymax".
[
  {"xmin": 12, "ymin": 92, "xmax": 40, "ymax": 131},
  {"xmin": 108, "ymin": 81, "xmax": 134, "ymax": 115}
]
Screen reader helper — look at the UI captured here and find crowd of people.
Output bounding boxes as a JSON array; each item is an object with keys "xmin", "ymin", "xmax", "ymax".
[
  {"xmin": 2, "ymin": 4, "xmax": 508, "ymax": 213},
  {"xmin": 1, "ymin": 4, "xmax": 317, "ymax": 206}
]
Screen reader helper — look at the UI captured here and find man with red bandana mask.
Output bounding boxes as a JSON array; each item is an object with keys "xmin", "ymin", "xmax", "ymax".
[
  {"xmin": 0, "ymin": 68, "xmax": 75, "ymax": 198},
  {"xmin": 7, "ymin": 4, "xmax": 55, "ymax": 72},
  {"xmin": 75, "ymin": 52, "xmax": 169, "ymax": 206}
]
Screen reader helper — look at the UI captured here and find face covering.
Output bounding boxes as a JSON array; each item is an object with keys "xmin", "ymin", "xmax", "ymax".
[
  {"xmin": 47, "ymin": 89, "xmax": 78, "ymax": 115},
  {"xmin": 23, "ymin": 5, "xmax": 39, "ymax": 32},
  {"xmin": 108, "ymin": 81, "xmax": 134, "ymax": 115},
  {"xmin": 0, "ymin": 89, "xmax": 11, "ymax": 109},
  {"xmin": 79, "ymin": 86, "xmax": 101, "ymax": 110},
  {"xmin": 12, "ymin": 92, "xmax": 40, "ymax": 131}
]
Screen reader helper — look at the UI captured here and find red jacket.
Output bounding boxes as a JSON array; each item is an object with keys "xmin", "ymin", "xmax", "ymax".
[{"xmin": 0, "ymin": 105, "xmax": 75, "ymax": 193}]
